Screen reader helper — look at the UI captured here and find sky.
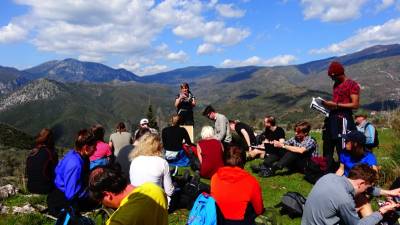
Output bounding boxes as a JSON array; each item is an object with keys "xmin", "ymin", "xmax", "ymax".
[{"xmin": 0, "ymin": 0, "xmax": 399, "ymax": 76}]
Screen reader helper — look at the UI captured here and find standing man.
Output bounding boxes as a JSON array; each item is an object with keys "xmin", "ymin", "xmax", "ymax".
[
  {"xmin": 322, "ymin": 61, "xmax": 360, "ymax": 172},
  {"xmin": 302, "ymin": 164, "xmax": 400, "ymax": 225},
  {"xmin": 355, "ymin": 114, "xmax": 378, "ymax": 150},
  {"xmin": 202, "ymin": 105, "xmax": 232, "ymax": 147}
]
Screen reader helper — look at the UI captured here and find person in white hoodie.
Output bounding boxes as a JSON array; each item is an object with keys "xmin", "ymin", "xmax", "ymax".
[{"xmin": 129, "ymin": 133, "xmax": 174, "ymax": 205}]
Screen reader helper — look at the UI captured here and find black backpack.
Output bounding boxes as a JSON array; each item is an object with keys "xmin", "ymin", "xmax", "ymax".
[
  {"xmin": 365, "ymin": 122, "xmax": 379, "ymax": 149},
  {"xmin": 276, "ymin": 192, "xmax": 307, "ymax": 218},
  {"xmin": 26, "ymin": 146, "xmax": 58, "ymax": 194}
]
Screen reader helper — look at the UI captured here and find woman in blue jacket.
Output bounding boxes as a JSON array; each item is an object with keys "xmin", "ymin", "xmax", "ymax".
[{"xmin": 47, "ymin": 129, "xmax": 98, "ymax": 216}]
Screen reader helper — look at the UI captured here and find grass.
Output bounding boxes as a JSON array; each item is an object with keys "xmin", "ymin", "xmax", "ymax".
[{"xmin": 0, "ymin": 129, "xmax": 398, "ymax": 225}]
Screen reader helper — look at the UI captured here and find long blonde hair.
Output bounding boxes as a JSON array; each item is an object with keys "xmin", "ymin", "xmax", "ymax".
[{"xmin": 129, "ymin": 133, "xmax": 163, "ymax": 159}]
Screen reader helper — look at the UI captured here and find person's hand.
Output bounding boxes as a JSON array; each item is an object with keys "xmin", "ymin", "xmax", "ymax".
[
  {"xmin": 273, "ymin": 140, "xmax": 283, "ymax": 148},
  {"xmin": 322, "ymin": 100, "xmax": 337, "ymax": 109},
  {"xmin": 379, "ymin": 200, "xmax": 400, "ymax": 214},
  {"xmin": 385, "ymin": 188, "xmax": 400, "ymax": 197}
]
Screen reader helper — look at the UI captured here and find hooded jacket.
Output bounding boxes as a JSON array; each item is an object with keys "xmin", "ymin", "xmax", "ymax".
[{"xmin": 210, "ymin": 166, "xmax": 264, "ymax": 220}]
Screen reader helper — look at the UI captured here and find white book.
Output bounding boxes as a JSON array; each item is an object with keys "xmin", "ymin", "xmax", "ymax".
[{"xmin": 310, "ymin": 97, "xmax": 330, "ymax": 117}]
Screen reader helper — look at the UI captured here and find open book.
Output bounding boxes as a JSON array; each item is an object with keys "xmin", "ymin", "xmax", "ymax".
[{"xmin": 310, "ymin": 97, "xmax": 330, "ymax": 117}]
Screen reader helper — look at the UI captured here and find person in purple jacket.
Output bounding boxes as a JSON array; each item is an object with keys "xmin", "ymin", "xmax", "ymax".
[{"xmin": 47, "ymin": 129, "xmax": 98, "ymax": 216}]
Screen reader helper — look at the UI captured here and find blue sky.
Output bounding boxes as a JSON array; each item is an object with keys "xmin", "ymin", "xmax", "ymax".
[{"xmin": 0, "ymin": 0, "xmax": 399, "ymax": 75}]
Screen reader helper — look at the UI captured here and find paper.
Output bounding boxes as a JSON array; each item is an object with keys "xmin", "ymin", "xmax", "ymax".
[{"xmin": 310, "ymin": 97, "xmax": 330, "ymax": 117}]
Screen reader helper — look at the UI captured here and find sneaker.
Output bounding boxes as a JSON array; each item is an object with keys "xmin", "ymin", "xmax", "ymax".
[{"xmin": 259, "ymin": 167, "xmax": 275, "ymax": 177}]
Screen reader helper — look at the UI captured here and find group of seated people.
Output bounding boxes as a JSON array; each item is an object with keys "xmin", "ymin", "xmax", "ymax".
[{"xmin": 25, "ymin": 106, "xmax": 400, "ymax": 225}]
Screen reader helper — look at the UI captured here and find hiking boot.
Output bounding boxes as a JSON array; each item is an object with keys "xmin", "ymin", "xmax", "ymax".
[{"xmin": 259, "ymin": 167, "xmax": 275, "ymax": 178}]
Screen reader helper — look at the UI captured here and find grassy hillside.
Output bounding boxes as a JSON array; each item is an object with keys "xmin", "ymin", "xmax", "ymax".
[
  {"xmin": 1, "ymin": 128, "xmax": 399, "ymax": 225},
  {"xmin": 0, "ymin": 123, "xmax": 34, "ymax": 149}
]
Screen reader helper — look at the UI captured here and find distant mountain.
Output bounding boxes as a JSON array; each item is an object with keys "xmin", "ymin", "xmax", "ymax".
[
  {"xmin": 22, "ymin": 58, "xmax": 141, "ymax": 83},
  {"xmin": 296, "ymin": 44, "xmax": 400, "ymax": 74},
  {"xmin": 141, "ymin": 66, "xmax": 263, "ymax": 85},
  {"xmin": 0, "ymin": 79, "xmax": 67, "ymax": 111},
  {"xmin": 0, "ymin": 79, "xmax": 175, "ymax": 146},
  {"xmin": 0, "ymin": 66, "xmax": 29, "ymax": 95},
  {"xmin": 0, "ymin": 44, "xmax": 400, "ymax": 145}
]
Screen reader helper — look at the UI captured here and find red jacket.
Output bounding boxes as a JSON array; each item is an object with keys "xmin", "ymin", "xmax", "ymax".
[{"xmin": 211, "ymin": 166, "xmax": 264, "ymax": 220}]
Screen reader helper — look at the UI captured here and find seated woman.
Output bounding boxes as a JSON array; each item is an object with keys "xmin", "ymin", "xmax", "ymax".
[
  {"xmin": 162, "ymin": 114, "xmax": 193, "ymax": 165},
  {"xmin": 211, "ymin": 145, "xmax": 264, "ymax": 225},
  {"xmin": 129, "ymin": 133, "xmax": 174, "ymax": 205},
  {"xmin": 116, "ymin": 127, "xmax": 150, "ymax": 181},
  {"xmin": 109, "ymin": 122, "xmax": 133, "ymax": 157},
  {"xmin": 89, "ymin": 124, "xmax": 112, "ymax": 170},
  {"xmin": 26, "ymin": 128, "xmax": 58, "ymax": 194},
  {"xmin": 196, "ymin": 126, "xmax": 224, "ymax": 179},
  {"xmin": 47, "ymin": 129, "xmax": 98, "ymax": 216},
  {"xmin": 335, "ymin": 130, "xmax": 378, "ymax": 217}
]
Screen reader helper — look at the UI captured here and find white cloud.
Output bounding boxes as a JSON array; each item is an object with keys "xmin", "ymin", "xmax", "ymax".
[
  {"xmin": 78, "ymin": 54, "xmax": 104, "ymax": 63},
  {"xmin": 118, "ymin": 59, "xmax": 169, "ymax": 76},
  {"xmin": 166, "ymin": 50, "xmax": 188, "ymax": 62},
  {"xmin": 3, "ymin": 0, "xmax": 249, "ymax": 64},
  {"xmin": 220, "ymin": 55, "xmax": 297, "ymax": 67},
  {"xmin": 301, "ymin": 0, "xmax": 368, "ymax": 22},
  {"xmin": 197, "ymin": 43, "xmax": 222, "ymax": 54},
  {"xmin": 173, "ymin": 20, "xmax": 250, "ymax": 46},
  {"xmin": 310, "ymin": 18, "xmax": 400, "ymax": 54},
  {"xmin": 118, "ymin": 60, "xmax": 141, "ymax": 72},
  {"xmin": 0, "ymin": 23, "xmax": 28, "ymax": 43},
  {"xmin": 215, "ymin": 4, "xmax": 246, "ymax": 18},
  {"xmin": 140, "ymin": 64, "xmax": 169, "ymax": 75},
  {"xmin": 264, "ymin": 55, "xmax": 297, "ymax": 66},
  {"xmin": 375, "ymin": 0, "xmax": 396, "ymax": 12}
]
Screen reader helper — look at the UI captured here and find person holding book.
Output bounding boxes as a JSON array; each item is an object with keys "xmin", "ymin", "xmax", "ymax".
[{"xmin": 321, "ymin": 61, "xmax": 360, "ymax": 172}]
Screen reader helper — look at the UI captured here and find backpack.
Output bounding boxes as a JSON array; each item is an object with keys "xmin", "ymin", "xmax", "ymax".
[
  {"xmin": 55, "ymin": 206, "xmax": 95, "ymax": 225},
  {"xmin": 179, "ymin": 174, "xmax": 210, "ymax": 210},
  {"xmin": 276, "ymin": 192, "xmax": 306, "ymax": 218},
  {"xmin": 365, "ymin": 122, "xmax": 379, "ymax": 149},
  {"xmin": 304, "ymin": 157, "xmax": 327, "ymax": 184},
  {"xmin": 187, "ymin": 193, "xmax": 217, "ymax": 225},
  {"xmin": 26, "ymin": 146, "xmax": 57, "ymax": 194}
]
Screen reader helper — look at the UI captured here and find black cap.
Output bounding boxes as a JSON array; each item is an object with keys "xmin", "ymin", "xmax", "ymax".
[{"xmin": 342, "ymin": 131, "xmax": 366, "ymax": 145}]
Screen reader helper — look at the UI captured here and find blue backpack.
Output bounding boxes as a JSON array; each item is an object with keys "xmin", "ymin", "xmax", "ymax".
[{"xmin": 187, "ymin": 193, "xmax": 217, "ymax": 225}]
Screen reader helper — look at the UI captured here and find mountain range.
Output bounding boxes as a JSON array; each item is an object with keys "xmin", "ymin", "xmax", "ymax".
[{"xmin": 1, "ymin": 44, "xmax": 399, "ymax": 146}]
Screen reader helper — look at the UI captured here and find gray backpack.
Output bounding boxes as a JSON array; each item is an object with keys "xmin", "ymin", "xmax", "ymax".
[{"xmin": 276, "ymin": 192, "xmax": 306, "ymax": 218}]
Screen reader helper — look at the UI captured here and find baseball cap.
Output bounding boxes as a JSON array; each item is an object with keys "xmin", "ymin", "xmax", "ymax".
[
  {"xmin": 342, "ymin": 131, "xmax": 366, "ymax": 145},
  {"xmin": 140, "ymin": 118, "xmax": 149, "ymax": 125}
]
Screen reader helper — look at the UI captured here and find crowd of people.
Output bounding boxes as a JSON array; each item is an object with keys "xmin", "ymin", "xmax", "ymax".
[{"xmin": 24, "ymin": 63, "xmax": 400, "ymax": 225}]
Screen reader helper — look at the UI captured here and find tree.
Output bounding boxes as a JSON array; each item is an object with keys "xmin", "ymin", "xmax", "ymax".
[{"xmin": 146, "ymin": 104, "xmax": 159, "ymax": 131}]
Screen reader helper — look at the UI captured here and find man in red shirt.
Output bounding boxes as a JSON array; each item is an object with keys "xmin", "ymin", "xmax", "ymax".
[{"xmin": 322, "ymin": 61, "xmax": 360, "ymax": 172}]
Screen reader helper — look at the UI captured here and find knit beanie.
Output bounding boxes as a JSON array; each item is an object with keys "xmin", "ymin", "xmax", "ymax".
[{"xmin": 328, "ymin": 61, "xmax": 345, "ymax": 76}]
